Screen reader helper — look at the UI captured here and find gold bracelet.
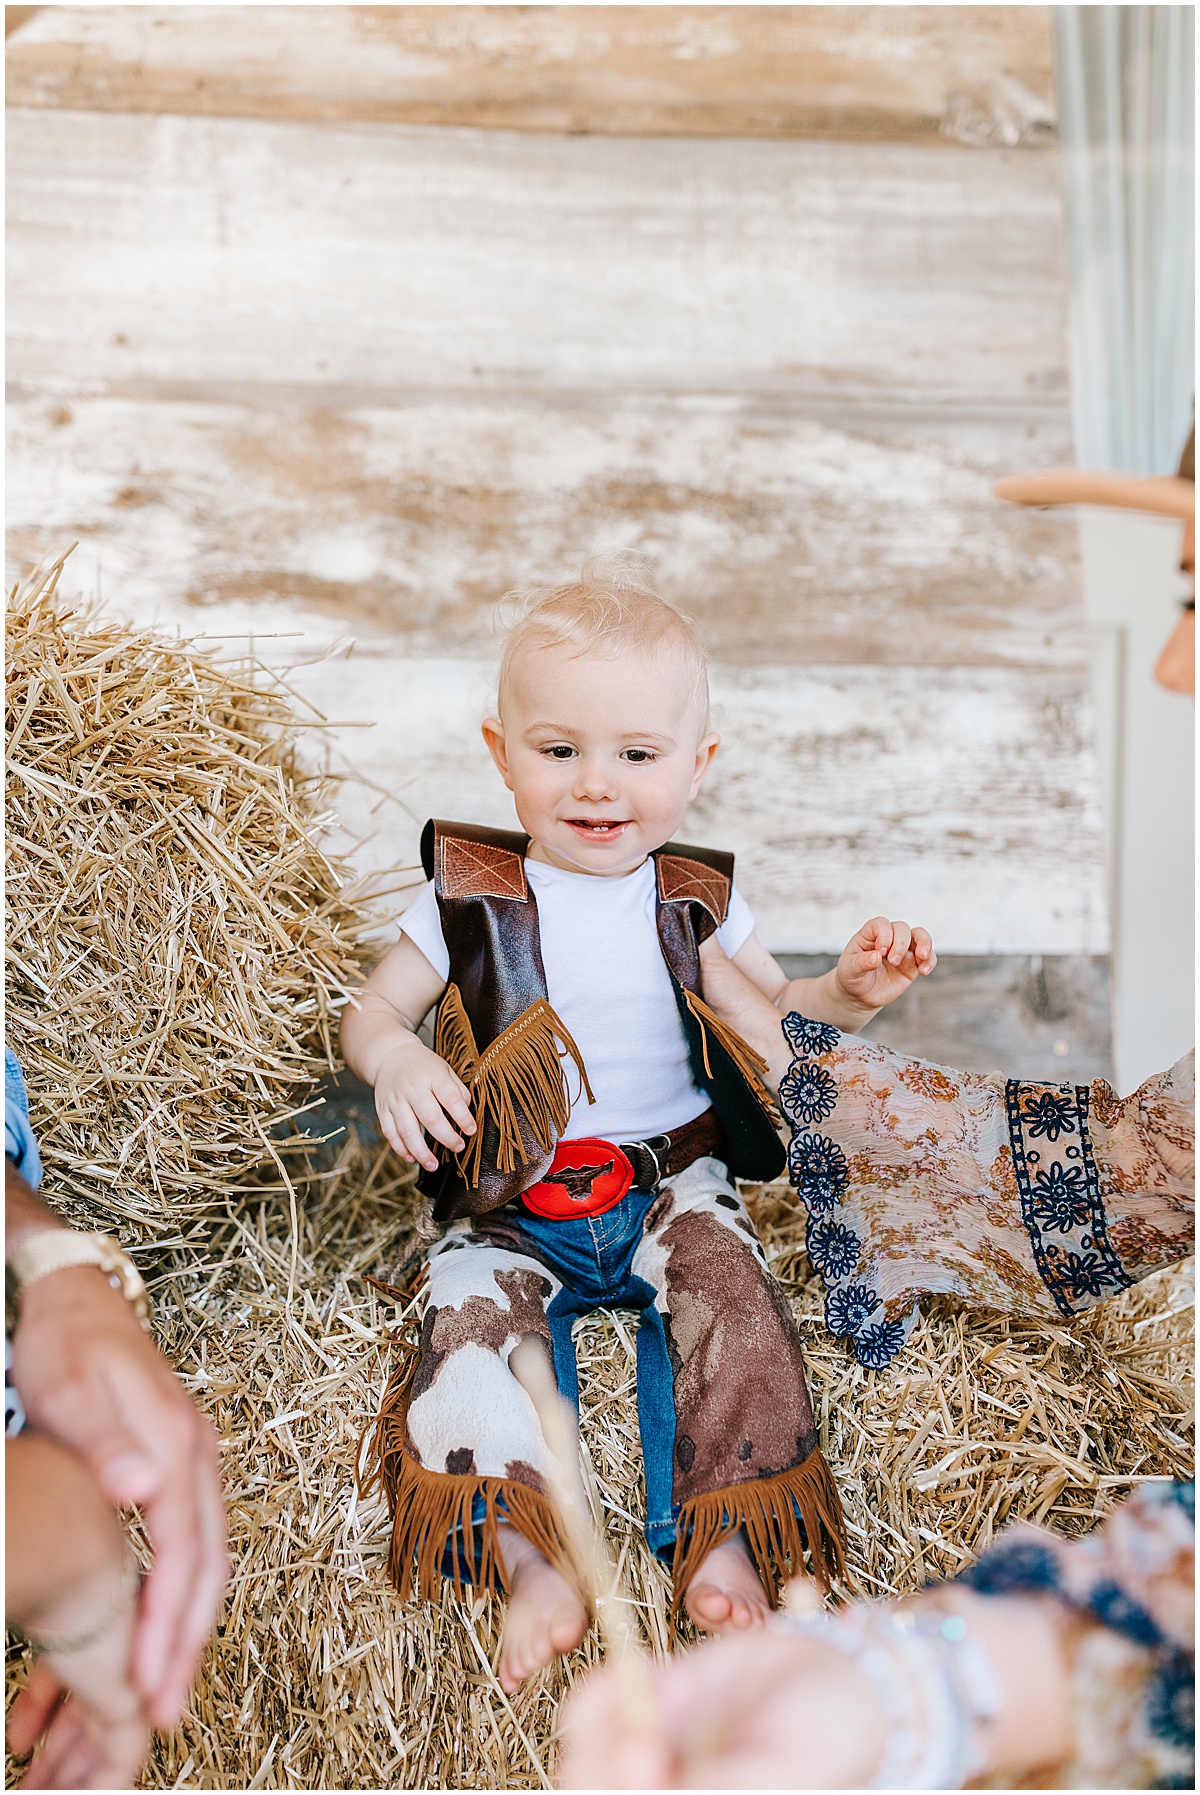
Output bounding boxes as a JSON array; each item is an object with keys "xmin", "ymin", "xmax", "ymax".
[{"xmin": 7, "ymin": 1229, "xmax": 152, "ymax": 1332}]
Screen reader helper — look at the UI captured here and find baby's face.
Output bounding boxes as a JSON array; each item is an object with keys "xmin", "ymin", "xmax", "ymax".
[{"xmin": 483, "ymin": 642, "xmax": 718, "ymax": 876}]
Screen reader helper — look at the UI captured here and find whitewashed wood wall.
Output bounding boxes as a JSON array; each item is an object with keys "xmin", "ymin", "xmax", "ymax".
[{"xmin": 6, "ymin": 7, "xmax": 1108, "ymax": 982}]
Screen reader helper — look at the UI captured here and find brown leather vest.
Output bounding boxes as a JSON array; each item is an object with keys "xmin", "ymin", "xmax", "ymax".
[{"xmin": 419, "ymin": 819, "xmax": 785, "ymax": 1221}]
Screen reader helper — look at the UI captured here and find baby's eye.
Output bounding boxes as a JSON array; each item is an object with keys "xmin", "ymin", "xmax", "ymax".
[
  {"xmin": 621, "ymin": 748, "xmax": 657, "ymax": 764},
  {"xmin": 541, "ymin": 744, "xmax": 577, "ymax": 760}
]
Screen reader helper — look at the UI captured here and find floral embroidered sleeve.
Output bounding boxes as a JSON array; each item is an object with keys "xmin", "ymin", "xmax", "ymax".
[
  {"xmin": 955, "ymin": 1479, "xmax": 1194, "ymax": 1788},
  {"xmin": 775, "ymin": 1015, "xmax": 1194, "ymax": 1368}
]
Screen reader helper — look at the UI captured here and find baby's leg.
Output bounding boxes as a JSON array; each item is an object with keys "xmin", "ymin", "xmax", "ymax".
[
  {"xmin": 494, "ymin": 1517, "xmax": 588, "ymax": 1692},
  {"xmin": 632, "ymin": 1160, "xmax": 844, "ymax": 1634},
  {"xmin": 682, "ymin": 1534, "xmax": 773, "ymax": 1633},
  {"xmin": 370, "ymin": 1231, "xmax": 589, "ymax": 1689},
  {"xmin": 495, "ymin": 1333, "xmax": 588, "ymax": 1690}
]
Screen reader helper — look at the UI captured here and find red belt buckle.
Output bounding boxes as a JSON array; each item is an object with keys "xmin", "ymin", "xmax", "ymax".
[{"xmin": 521, "ymin": 1138, "xmax": 634, "ymax": 1220}]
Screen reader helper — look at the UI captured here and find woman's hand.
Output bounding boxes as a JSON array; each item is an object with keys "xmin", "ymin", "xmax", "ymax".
[
  {"xmin": 556, "ymin": 1587, "xmax": 1072, "ymax": 1791},
  {"xmin": 9, "ymin": 1213, "xmax": 227, "ymax": 1731},
  {"xmin": 9, "ymin": 1661, "xmax": 150, "ymax": 1791},
  {"xmin": 373, "ymin": 1033, "xmax": 476, "ymax": 1174},
  {"xmin": 7, "ymin": 1430, "xmax": 150, "ymax": 1789},
  {"xmin": 556, "ymin": 1627, "xmax": 888, "ymax": 1789}
]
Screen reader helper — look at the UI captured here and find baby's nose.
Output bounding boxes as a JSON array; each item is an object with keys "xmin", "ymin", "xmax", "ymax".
[{"xmin": 572, "ymin": 758, "xmax": 619, "ymax": 799}]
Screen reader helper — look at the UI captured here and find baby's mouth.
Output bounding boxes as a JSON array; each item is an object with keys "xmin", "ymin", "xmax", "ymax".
[{"xmin": 564, "ymin": 817, "xmax": 631, "ymax": 840}]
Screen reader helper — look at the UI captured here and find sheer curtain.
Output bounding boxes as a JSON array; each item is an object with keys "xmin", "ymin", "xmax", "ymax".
[{"xmin": 1055, "ymin": 7, "xmax": 1194, "ymax": 472}]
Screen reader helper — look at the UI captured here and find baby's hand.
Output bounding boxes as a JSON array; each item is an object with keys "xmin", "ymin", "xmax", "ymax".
[
  {"xmin": 374, "ymin": 1034, "xmax": 476, "ymax": 1174},
  {"xmin": 835, "ymin": 917, "xmax": 936, "ymax": 1016}
]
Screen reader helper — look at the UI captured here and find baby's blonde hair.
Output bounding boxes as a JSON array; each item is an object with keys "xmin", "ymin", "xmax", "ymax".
[{"xmin": 496, "ymin": 553, "xmax": 711, "ymax": 726}]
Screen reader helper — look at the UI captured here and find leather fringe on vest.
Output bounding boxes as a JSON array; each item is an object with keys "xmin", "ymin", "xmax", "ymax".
[
  {"xmin": 359, "ymin": 1341, "xmax": 587, "ymax": 1605},
  {"xmin": 682, "ymin": 988, "xmax": 781, "ymax": 1122},
  {"xmin": 434, "ymin": 983, "xmax": 594, "ymax": 1189},
  {"xmin": 670, "ymin": 1450, "xmax": 846, "ymax": 1617}
]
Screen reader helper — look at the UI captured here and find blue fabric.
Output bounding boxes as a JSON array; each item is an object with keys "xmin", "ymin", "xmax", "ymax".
[
  {"xmin": 5, "ymin": 1047, "xmax": 42, "ymax": 1189},
  {"xmin": 518, "ymin": 1188, "xmax": 680, "ymax": 1558},
  {"xmin": 438, "ymin": 1186, "xmax": 681, "ymax": 1581}
]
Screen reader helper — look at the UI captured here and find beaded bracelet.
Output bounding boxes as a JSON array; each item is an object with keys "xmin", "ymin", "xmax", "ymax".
[{"xmin": 774, "ymin": 1602, "xmax": 1003, "ymax": 1788}]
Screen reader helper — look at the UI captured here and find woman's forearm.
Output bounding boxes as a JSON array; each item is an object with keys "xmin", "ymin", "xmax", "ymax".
[{"xmin": 908, "ymin": 1588, "xmax": 1072, "ymax": 1783}]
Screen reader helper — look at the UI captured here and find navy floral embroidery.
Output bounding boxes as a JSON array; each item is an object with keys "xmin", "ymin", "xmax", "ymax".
[
  {"xmin": 781, "ymin": 1013, "xmax": 840, "ymax": 1058},
  {"xmin": 825, "ymin": 1283, "xmax": 880, "ymax": 1338},
  {"xmin": 959, "ymin": 1536, "xmax": 1063, "ymax": 1597},
  {"xmin": 805, "ymin": 1216, "xmax": 860, "ymax": 1279},
  {"xmin": 1046, "ymin": 1246, "xmax": 1127, "ymax": 1302},
  {"xmin": 787, "ymin": 1132, "xmax": 849, "ymax": 1211},
  {"xmin": 1170, "ymin": 1481, "xmax": 1195, "ymax": 1522},
  {"xmin": 1006, "ymin": 1079, "xmax": 1131, "ymax": 1318},
  {"xmin": 1021, "ymin": 1089, "xmax": 1077, "ymax": 1142},
  {"xmin": 1086, "ymin": 1580, "xmax": 1165, "ymax": 1651},
  {"xmin": 854, "ymin": 1318, "xmax": 908, "ymax": 1369},
  {"xmin": 781, "ymin": 1024, "xmax": 913, "ymax": 1370},
  {"xmin": 1145, "ymin": 1650, "xmax": 1195, "ymax": 1754},
  {"xmin": 778, "ymin": 1062, "xmax": 837, "ymax": 1126},
  {"xmin": 1029, "ymin": 1160, "xmax": 1091, "ymax": 1233}
]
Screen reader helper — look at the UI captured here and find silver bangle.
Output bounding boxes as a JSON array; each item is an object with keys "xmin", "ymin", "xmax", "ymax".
[{"xmin": 774, "ymin": 1604, "xmax": 1002, "ymax": 1789}]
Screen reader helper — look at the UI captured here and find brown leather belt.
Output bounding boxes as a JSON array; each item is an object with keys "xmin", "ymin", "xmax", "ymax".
[{"xmin": 620, "ymin": 1107, "xmax": 726, "ymax": 1192}]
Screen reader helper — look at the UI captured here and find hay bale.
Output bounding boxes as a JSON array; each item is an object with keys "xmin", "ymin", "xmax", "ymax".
[{"xmin": 5, "ymin": 557, "xmax": 378, "ymax": 1240}]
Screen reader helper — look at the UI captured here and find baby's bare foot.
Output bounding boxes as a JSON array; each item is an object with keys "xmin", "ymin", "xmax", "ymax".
[
  {"xmin": 684, "ymin": 1534, "xmax": 773, "ymax": 1634},
  {"xmin": 496, "ymin": 1522, "xmax": 589, "ymax": 1692}
]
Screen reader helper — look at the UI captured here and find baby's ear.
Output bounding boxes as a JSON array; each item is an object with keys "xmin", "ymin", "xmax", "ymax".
[
  {"xmin": 480, "ymin": 717, "xmax": 511, "ymax": 783},
  {"xmin": 689, "ymin": 731, "xmax": 720, "ymax": 796}
]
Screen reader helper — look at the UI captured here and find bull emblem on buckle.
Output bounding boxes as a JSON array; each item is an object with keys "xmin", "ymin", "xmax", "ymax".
[{"xmin": 539, "ymin": 1159, "xmax": 616, "ymax": 1203}]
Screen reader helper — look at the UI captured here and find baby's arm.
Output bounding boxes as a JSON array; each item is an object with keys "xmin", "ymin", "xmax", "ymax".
[
  {"xmin": 339, "ymin": 935, "xmax": 476, "ymax": 1174},
  {"xmin": 706, "ymin": 917, "xmax": 936, "ymax": 1035}
]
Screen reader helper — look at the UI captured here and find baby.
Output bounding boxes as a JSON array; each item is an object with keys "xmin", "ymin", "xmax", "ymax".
[{"xmin": 343, "ymin": 560, "xmax": 934, "ymax": 1691}]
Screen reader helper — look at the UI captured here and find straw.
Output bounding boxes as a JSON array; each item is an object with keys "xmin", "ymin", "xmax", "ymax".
[
  {"xmin": 5, "ymin": 554, "xmax": 383, "ymax": 1242},
  {"xmin": 130, "ymin": 1186, "xmax": 1189, "ymax": 1790}
]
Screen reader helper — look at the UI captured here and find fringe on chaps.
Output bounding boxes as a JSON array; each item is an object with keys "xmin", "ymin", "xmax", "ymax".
[{"xmin": 363, "ymin": 1155, "xmax": 846, "ymax": 1612}]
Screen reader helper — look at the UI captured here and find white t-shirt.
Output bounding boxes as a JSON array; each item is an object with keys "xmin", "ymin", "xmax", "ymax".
[{"xmin": 400, "ymin": 857, "xmax": 755, "ymax": 1143}]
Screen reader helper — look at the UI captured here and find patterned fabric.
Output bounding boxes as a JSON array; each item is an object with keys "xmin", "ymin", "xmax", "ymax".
[
  {"xmin": 1006, "ymin": 1079, "xmax": 1130, "ymax": 1314},
  {"xmin": 776, "ymin": 1016, "xmax": 1194, "ymax": 1368},
  {"xmin": 956, "ymin": 1480, "xmax": 1194, "ymax": 1788},
  {"xmin": 380, "ymin": 1155, "xmax": 843, "ymax": 1605}
]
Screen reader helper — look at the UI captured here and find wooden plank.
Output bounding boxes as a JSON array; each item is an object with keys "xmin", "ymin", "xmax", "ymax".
[
  {"xmin": 6, "ymin": 6, "xmax": 1057, "ymax": 147},
  {"xmin": 6, "ymin": 109, "xmax": 1070, "ymax": 404},
  {"xmin": 6, "ymin": 391, "xmax": 1085, "ymax": 670},
  {"xmin": 779, "ymin": 953, "xmax": 1114, "ymax": 1084}
]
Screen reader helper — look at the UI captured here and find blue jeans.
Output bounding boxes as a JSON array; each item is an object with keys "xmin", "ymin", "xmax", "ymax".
[
  {"xmin": 442, "ymin": 1186, "xmax": 679, "ymax": 1571},
  {"xmin": 516, "ymin": 1188, "xmax": 678, "ymax": 1558}
]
